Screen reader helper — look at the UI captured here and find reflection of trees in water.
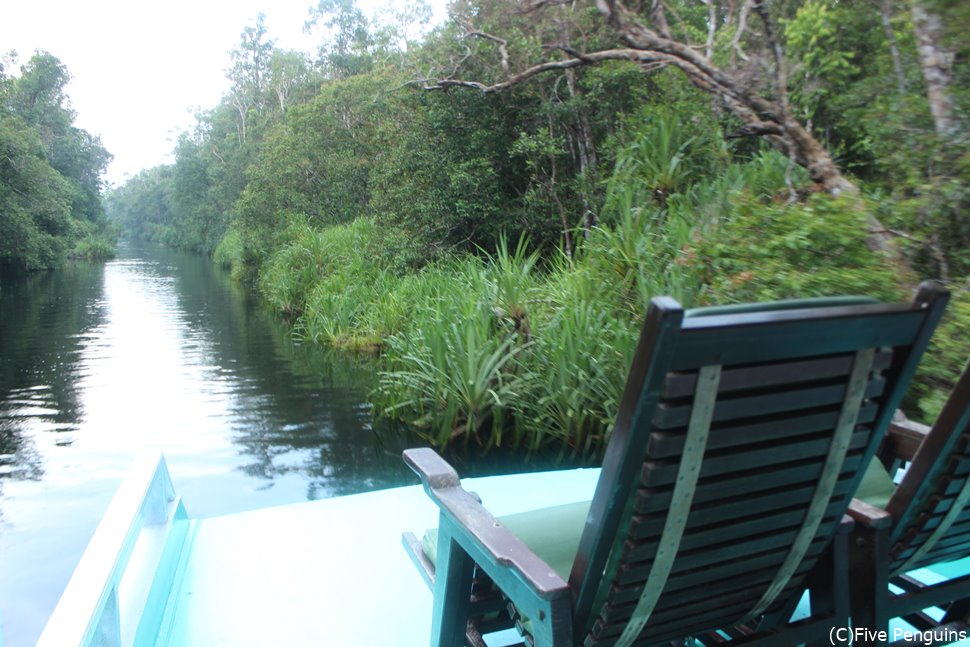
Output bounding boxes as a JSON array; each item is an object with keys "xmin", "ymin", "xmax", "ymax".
[
  {"xmin": 0, "ymin": 243, "xmax": 592, "ymax": 504},
  {"xmin": 154, "ymin": 243, "xmax": 421, "ymax": 497},
  {"xmin": 0, "ymin": 263, "xmax": 107, "ymax": 484}
]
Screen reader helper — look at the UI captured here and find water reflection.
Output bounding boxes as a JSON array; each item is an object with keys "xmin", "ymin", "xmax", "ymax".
[
  {"xmin": 0, "ymin": 242, "xmax": 583, "ymax": 647},
  {"xmin": 0, "ymin": 264, "xmax": 107, "ymax": 482},
  {"xmin": 0, "ymin": 243, "xmax": 418, "ymax": 647}
]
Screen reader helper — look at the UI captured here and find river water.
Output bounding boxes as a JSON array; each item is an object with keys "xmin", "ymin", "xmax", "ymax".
[{"xmin": 0, "ymin": 242, "xmax": 420, "ymax": 646}]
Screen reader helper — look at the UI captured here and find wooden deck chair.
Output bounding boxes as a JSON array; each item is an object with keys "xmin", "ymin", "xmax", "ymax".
[
  {"xmin": 848, "ymin": 358, "xmax": 970, "ymax": 646},
  {"xmin": 403, "ymin": 284, "xmax": 948, "ymax": 647}
]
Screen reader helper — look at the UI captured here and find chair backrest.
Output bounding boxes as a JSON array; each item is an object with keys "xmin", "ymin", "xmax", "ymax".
[
  {"xmin": 885, "ymin": 360, "xmax": 970, "ymax": 576},
  {"xmin": 568, "ymin": 283, "xmax": 949, "ymax": 646}
]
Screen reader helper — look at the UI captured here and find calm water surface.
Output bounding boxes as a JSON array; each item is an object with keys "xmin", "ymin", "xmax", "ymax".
[{"xmin": 0, "ymin": 242, "xmax": 419, "ymax": 646}]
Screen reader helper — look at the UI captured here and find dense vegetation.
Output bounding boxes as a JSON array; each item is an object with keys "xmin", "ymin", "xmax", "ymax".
[
  {"xmin": 0, "ymin": 51, "xmax": 116, "ymax": 273},
  {"xmin": 107, "ymin": 0, "xmax": 968, "ymax": 456}
]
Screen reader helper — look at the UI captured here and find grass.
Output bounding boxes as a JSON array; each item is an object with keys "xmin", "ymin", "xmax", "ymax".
[{"xmin": 233, "ymin": 134, "xmax": 938, "ymax": 458}]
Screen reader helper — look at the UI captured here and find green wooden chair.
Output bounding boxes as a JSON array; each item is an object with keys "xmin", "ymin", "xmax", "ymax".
[
  {"xmin": 403, "ymin": 284, "xmax": 949, "ymax": 647},
  {"xmin": 848, "ymin": 358, "xmax": 970, "ymax": 646}
]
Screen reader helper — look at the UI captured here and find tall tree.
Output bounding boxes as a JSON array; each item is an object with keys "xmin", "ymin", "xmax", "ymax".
[
  {"xmin": 426, "ymin": 0, "xmax": 855, "ymax": 195},
  {"xmin": 910, "ymin": 0, "xmax": 958, "ymax": 137},
  {"xmin": 306, "ymin": 0, "xmax": 374, "ymax": 78},
  {"xmin": 227, "ymin": 14, "xmax": 276, "ymax": 143}
]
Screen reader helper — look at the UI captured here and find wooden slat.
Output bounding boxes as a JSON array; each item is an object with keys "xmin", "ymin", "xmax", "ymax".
[
  {"xmin": 623, "ymin": 524, "xmax": 833, "ymax": 578},
  {"xmin": 671, "ymin": 307, "xmax": 928, "ymax": 370},
  {"xmin": 605, "ymin": 560, "xmax": 812, "ymax": 609},
  {"xmin": 653, "ymin": 378, "xmax": 886, "ymax": 430},
  {"xmin": 646, "ymin": 404, "xmax": 879, "ymax": 457},
  {"xmin": 662, "ymin": 351, "xmax": 893, "ymax": 399},
  {"xmin": 620, "ymin": 519, "xmax": 841, "ymax": 583},
  {"xmin": 896, "ymin": 526, "xmax": 970, "ymax": 558},
  {"xmin": 625, "ymin": 508, "xmax": 808, "ymax": 561},
  {"xmin": 635, "ymin": 456, "xmax": 864, "ymax": 512},
  {"xmin": 642, "ymin": 430, "xmax": 871, "ymax": 486},
  {"xmin": 610, "ymin": 365, "xmax": 721, "ymax": 647},
  {"xmin": 635, "ymin": 477, "xmax": 857, "ymax": 528},
  {"xmin": 615, "ymin": 540, "xmax": 827, "ymax": 589}
]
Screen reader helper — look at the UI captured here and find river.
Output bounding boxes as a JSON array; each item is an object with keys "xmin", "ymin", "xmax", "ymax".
[{"xmin": 0, "ymin": 242, "xmax": 420, "ymax": 647}]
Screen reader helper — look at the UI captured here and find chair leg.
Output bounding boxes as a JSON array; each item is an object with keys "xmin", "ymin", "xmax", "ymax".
[
  {"xmin": 850, "ymin": 524, "xmax": 890, "ymax": 647},
  {"xmin": 431, "ymin": 519, "xmax": 477, "ymax": 647},
  {"xmin": 942, "ymin": 597, "xmax": 970, "ymax": 624}
]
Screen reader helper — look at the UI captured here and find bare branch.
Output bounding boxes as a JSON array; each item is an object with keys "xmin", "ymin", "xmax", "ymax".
[
  {"xmin": 705, "ymin": 0, "xmax": 716, "ymax": 60},
  {"xmin": 428, "ymin": 0, "xmax": 855, "ymax": 198},
  {"xmin": 730, "ymin": 0, "xmax": 753, "ymax": 64},
  {"xmin": 463, "ymin": 22, "xmax": 511, "ymax": 74},
  {"xmin": 752, "ymin": 0, "xmax": 790, "ymax": 119},
  {"xmin": 649, "ymin": 1, "xmax": 672, "ymax": 40},
  {"xmin": 425, "ymin": 48, "xmax": 680, "ymax": 92}
]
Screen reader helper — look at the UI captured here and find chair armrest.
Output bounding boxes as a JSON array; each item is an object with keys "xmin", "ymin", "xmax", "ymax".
[
  {"xmin": 403, "ymin": 448, "xmax": 570, "ymax": 600},
  {"xmin": 885, "ymin": 417, "xmax": 930, "ymax": 462},
  {"xmin": 847, "ymin": 498, "xmax": 893, "ymax": 530}
]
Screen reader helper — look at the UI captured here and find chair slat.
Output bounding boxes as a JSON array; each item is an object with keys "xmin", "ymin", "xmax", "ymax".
[
  {"xmin": 671, "ymin": 307, "xmax": 930, "ymax": 370},
  {"xmin": 654, "ymin": 378, "xmax": 885, "ymax": 430},
  {"xmin": 662, "ymin": 351, "xmax": 894, "ymax": 399},
  {"xmin": 633, "ymin": 478, "xmax": 856, "ymax": 533},
  {"xmin": 646, "ymin": 404, "xmax": 880, "ymax": 457},
  {"xmin": 641, "ymin": 430, "xmax": 870, "ymax": 486},
  {"xmin": 635, "ymin": 456, "xmax": 864, "ymax": 512}
]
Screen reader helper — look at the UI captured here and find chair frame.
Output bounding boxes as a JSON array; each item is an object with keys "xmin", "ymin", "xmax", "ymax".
[
  {"xmin": 405, "ymin": 284, "xmax": 949, "ymax": 647},
  {"xmin": 849, "ymin": 359, "xmax": 970, "ymax": 647}
]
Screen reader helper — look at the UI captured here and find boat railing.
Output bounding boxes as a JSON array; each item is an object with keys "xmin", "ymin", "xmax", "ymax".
[{"xmin": 36, "ymin": 452, "xmax": 190, "ymax": 647}]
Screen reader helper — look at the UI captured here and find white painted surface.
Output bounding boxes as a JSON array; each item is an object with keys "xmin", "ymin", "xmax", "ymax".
[{"xmin": 158, "ymin": 468, "xmax": 601, "ymax": 647}]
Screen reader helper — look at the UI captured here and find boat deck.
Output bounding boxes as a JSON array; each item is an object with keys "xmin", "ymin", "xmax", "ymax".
[
  {"xmin": 36, "ymin": 454, "xmax": 601, "ymax": 647},
  {"xmin": 161, "ymin": 468, "xmax": 601, "ymax": 647},
  {"xmin": 33, "ymin": 453, "xmax": 970, "ymax": 646}
]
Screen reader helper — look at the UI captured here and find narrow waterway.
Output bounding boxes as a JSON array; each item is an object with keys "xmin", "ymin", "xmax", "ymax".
[{"xmin": 0, "ymin": 242, "xmax": 419, "ymax": 647}]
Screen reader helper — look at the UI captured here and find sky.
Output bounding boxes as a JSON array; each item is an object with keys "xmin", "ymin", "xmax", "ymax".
[{"xmin": 1, "ymin": 0, "xmax": 446, "ymax": 186}]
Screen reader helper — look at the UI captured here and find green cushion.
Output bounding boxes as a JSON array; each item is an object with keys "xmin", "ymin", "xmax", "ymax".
[
  {"xmin": 421, "ymin": 500, "xmax": 591, "ymax": 581},
  {"xmin": 685, "ymin": 296, "xmax": 880, "ymax": 319},
  {"xmin": 856, "ymin": 460, "xmax": 897, "ymax": 509}
]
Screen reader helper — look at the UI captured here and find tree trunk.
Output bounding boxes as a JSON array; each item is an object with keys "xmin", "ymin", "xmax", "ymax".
[
  {"xmin": 564, "ymin": 68, "xmax": 599, "ymax": 236},
  {"xmin": 911, "ymin": 1, "xmax": 958, "ymax": 137},
  {"xmin": 878, "ymin": 0, "xmax": 907, "ymax": 95}
]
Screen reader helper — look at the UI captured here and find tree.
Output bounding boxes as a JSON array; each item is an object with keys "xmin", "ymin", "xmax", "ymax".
[
  {"xmin": 7, "ymin": 51, "xmax": 111, "ymax": 223},
  {"xmin": 0, "ymin": 112, "xmax": 74, "ymax": 271},
  {"xmin": 910, "ymin": 0, "xmax": 959, "ymax": 137},
  {"xmin": 426, "ymin": 0, "xmax": 857, "ymax": 195},
  {"xmin": 227, "ymin": 14, "xmax": 276, "ymax": 143},
  {"xmin": 0, "ymin": 51, "xmax": 112, "ymax": 271},
  {"xmin": 420, "ymin": 0, "xmax": 931, "ymax": 269},
  {"xmin": 305, "ymin": 0, "xmax": 374, "ymax": 79},
  {"xmin": 269, "ymin": 50, "xmax": 313, "ymax": 113}
]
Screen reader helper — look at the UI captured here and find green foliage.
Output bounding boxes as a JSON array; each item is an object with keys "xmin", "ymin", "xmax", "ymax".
[
  {"xmin": 369, "ymin": 88, "xmax": 531, "ymax": 257},
  {"xmin": 0, "ymin": 52, "xmax": 113, "ymax": 272},
  {"xmin": 692, "ymin": 194, "xmax": 905, "ymax": 305},
  {"xmin": 379, "ymin": 298, "xmax": 524, "ymax": 449},
  {"xmin": 70, "ymin": 221, "xmax": 117, "ymax": 261},
  {"xmin": 97, "ymin": 0, "xmax": 968, "ymax": 459},
  {"xmin": 912, "ymin": 286, "xmax": 970, "ymax": 420},
  {"xmin": 784, "ymin": 1, "xmax": 860, "ymax": 122},
  {"xmin": 0, "ymin": 112, "xmax": 73, "ymax": 271},
  {"xmin": 234, "ymin": 70, "xmax": 392, "ymax": 263},
  {"xmin": 602, "ymin": 107, "xmax": 727, "ymax": 217},
  {"xmin": 212, "ymin": 227, "xmax": 249, "ymax": 280},
  {"xmin": 516, "ymin": 299, "xmax": 637, "ymax": 456}
]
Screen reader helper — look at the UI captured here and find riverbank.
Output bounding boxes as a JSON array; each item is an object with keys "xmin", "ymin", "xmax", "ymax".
[{"xmin": 217, "ymin": 150, "xmax": 968, "ymax": 458}]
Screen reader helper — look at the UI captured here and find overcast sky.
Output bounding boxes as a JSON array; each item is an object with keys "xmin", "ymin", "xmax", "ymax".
[{"xmin": 2, "ymin": 0, "xmax": 445, "ymax": 186}]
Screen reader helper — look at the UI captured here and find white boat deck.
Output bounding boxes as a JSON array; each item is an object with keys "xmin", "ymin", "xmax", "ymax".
[
  {"xmin": 35, "ymin": 453, "xmax": 601, "ymax": 647},
  {"xmin": 160, "ymin": 468, "xmax": 601, "ymax": 647},
  {"xmin": 32, "ymin": 453, "xmax": 970, "ymax": 646}
]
